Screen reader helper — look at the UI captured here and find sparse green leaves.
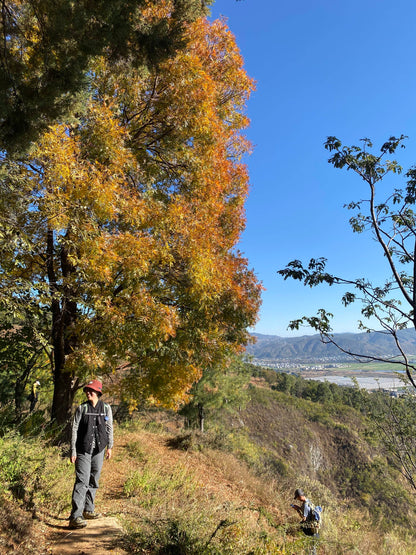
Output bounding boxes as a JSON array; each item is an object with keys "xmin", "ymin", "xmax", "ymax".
[
  {"xmin": 380, "ymin": 135, "xmax": 407, "ymax": 154},
  {"xmin": 360, "ymin": 304, "xmax": 376, "ymax": 319},
  {"xmin": 288, "ymin": 309, "xmax": 334, "ymax": 334},
  {"xmin": 404, "ymin": 168, "xmax": 416, "ymax": 204},
  {"xmin": 324, "ymin": 135, "xmax": 406, "ymax": 184},
  {"xmin": 278, "ymin": 257, "xmax": 335, "ymax": 287},
  {"xmin": 349, "ymin": 216, "xmax": 366, "ymax": 233},
  {"xmin": 342, "ymin": 292, "xmax": 356, "ymax": 306},
  {"xmin": 280, "ymin": 135, "xmax": 416, "ymax": 386},
  {"xmin": 324, "ymin": 136, "xmax": 342, "ymax": 152}
]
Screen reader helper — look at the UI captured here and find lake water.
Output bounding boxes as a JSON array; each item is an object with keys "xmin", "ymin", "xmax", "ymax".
[{"xmin": 310, "ymin": 375, "xmax": 407, "ymax": 391}]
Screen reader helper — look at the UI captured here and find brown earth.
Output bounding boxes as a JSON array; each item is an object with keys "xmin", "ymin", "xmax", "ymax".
[{"xmin": 47, "ymin": 517, "xmax": 126, "ymax": 555}]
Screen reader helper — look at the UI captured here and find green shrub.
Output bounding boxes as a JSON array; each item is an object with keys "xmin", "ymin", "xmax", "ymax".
[
  {"xmin": 123, "ymin": 461, "xmax": 197, "ymax": 503},
  {"xmin": 125, "ymin": 440, "xmax": 147, "ymax": 461},
  {"xmin": 0, "ymin": 432, "xmax": 72, "ymax": 515},
  {"xmin": 347, "ymin": 459, "xmax": 413, "ymax": 528},
  {"xmin": 167, "ymin": 429, "xmax": 231, "ymax": 453},
  {"xmin": 122, "ymin": 517, "xmax": 225, "ymax": 554},
  {"xmin": 122, "ymin": 512, "xmax": 287, "ymax": 554},
  {"xmin": 261, "ymin": 454, "xmax": 289, "ymax": 477}
]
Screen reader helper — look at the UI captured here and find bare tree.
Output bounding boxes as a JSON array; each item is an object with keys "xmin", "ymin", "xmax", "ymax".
[{"xmin": 279, "ymin": 135, "xmax": 416, "ymax": 388}]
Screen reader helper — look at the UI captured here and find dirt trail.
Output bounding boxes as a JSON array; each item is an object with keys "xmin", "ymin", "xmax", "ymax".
[
  {"xmin": 42, "ymin": 425, "xmax": 279, "ymax": 554},
  {"xmin": 48, "ymin": 516, "xmax": 127, "ymax": 555}
]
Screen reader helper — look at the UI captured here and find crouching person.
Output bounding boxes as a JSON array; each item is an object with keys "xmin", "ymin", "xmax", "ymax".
[
  {"xmin": 291, "ymin": 488, "xmax": 322, "ymax": 555},
  {"xmin": 69, "ymin": 379, "xmax": 113, "ymax": 529}
]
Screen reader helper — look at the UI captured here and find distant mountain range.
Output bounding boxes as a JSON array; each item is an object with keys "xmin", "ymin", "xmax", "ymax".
[{"xmin": 246, "ymin": 329, "xmax": 416, "ymax": 362}]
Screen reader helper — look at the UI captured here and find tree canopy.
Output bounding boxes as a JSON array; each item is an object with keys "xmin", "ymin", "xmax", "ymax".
[
  {"xmin": 0, "ymin": 13, "xmax": 261, "ymax": 425},
  {"xmin": 0, "ymin": 0, "xmax": 211, "ymax": 152}
]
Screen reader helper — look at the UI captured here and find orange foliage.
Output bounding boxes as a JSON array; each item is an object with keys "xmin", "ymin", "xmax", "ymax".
[{"xmin": 7, "ymin": 16, "xmax": 262, "ymax": 409}]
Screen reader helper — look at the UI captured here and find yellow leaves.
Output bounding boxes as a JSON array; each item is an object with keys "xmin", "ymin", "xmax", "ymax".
[
  {"xmin": 3, "ymin": 10, "xmax": 261, "ymax": 413},
  {"xmin": 141, "ymin": 0, "xmax": 174, "ymax": 22},
  {"xmin": 64, "ymin": 341, "xmax": 107, "ymax": 378},
  {"xmin": 80, "ymin": 101, "xmax": 133, "ymax": 170},
  {"xmin": 164, "ymin": 52, "xmax": 217, "ymax": 135},
  {"xmin": 33, "ymin": 100, "xmax": 140, "ymax": 231},
  {"xmin": 127, "ymin": 361, "xmax": 202, "ymax": 410},
  {"xmin": 97, "ymin": 233, "xmax": 154, "ymax": 274}
]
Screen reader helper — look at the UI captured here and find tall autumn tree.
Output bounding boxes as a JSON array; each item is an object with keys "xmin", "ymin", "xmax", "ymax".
[
  {"xmin": 0, "ymin": 0, "xmax": 210, "ymax": 151},
  {"xmin": 0, "ymin": 14, "xmax": 261, "ymax": 427}
]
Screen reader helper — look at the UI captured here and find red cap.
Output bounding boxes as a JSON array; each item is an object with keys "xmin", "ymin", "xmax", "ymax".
[{"xmin": 83, "ymin": 379, "xmax": 103, "ymax": 394}]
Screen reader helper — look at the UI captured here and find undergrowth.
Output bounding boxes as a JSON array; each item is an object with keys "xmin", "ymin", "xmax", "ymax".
[
  {"xmin": 1, "ymin": 371, "xmax": 416, "ymax": 554},
  {"xmin": 0, "ymin": 430, "xmax": 72, "ymax": 553},
  {"xmin": 0, "ymin": 431, "xmax": 71, "ymax": 513},
  {"xmin": 115, "ymin": 415, "xmax": 416, "ymax": 555}
]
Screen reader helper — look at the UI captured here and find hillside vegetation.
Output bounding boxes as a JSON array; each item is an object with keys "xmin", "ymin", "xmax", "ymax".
[{"xmin": 1, "ymin": 366, "xmax": 416, "ymax": 554}]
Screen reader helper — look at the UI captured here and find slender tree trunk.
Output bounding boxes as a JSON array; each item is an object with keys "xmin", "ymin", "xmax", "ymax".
[
  {"xmin": 198, "ymin": 403, "xmax": 205, "ymax": 433},
  {"xmin": 48, "ymin": 229, "xmax": 78, "ymax": 436},
  {"xmin": 14, "ymin": 343, "xmax": 47, "ymax": 421},
  {"xmin": 14, "ymin": 374, "xmax": 27, "ymax": 422},
  {"xmin": 14, "ymin": 366, "xmax": 34, "ymax": 421},
  {"xmin": 413, "ymin": 238, "xmax": 416, "ymax": 330}
]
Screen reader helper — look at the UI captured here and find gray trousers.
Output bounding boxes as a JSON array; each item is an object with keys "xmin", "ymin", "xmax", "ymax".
[{"xmin": 71, "ymin": 449, "xmax": 105, "ymax": 519}]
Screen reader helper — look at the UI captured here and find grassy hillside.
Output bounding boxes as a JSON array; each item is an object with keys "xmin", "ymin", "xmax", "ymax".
[{"xmin": 1, "ymin": 368, "xmax": 416, "ymax": 554}]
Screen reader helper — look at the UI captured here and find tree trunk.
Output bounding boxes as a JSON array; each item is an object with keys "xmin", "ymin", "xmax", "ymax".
[
  {"xmin": 14, "ymin": 374, "xmax": 27, "ymax": 422},
  {"xmin": 50, "ymin": 294, "xmax": 78, "ymax": 437},
  {"xmin": 48, "ymin": 229, "xmax": 78, "ymax": 437},
  {"xmin": 198, "ymin": 403, "xmax": 205, "ymax": 433},
  {"xmin": 51, "ymin": 366, "xmax": 75, "ymax": 437}
]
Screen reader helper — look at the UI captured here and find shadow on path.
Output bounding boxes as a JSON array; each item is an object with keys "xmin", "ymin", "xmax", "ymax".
[{"xmin": 48, "ymin": 516, "xmax": 128, "ymax": 555}]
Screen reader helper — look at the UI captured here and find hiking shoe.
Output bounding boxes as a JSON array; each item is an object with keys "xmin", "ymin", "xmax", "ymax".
[
  {"xmin": 83, "ymin": 510, "xmax": 102, "ymax": 519},
  {"xmin": 69, "ymin": 517, "xmax": 87, "ymax": 529}
]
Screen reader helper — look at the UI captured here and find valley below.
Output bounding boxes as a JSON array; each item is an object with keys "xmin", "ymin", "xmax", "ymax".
[
  {"xmin": 252, "ymin": 359, "xmax": 410, "ymax": 391},
  {"xmin": 302, "ymin": 364, "xmax": 406, "ymax": 391},
  {"xmin": 248, "ymin": 330, "xmax": 416, "ymax": 392}
]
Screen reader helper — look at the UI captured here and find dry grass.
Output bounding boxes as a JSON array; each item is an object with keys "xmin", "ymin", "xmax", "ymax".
[
  {"xmin": 2, "ymin": 405, "xmax": 416, "ymax": 554},
  {"xmin": 0, "ymin": 495, "xmax": 34, "ymax": 553},
  {"xmin": 92, "ymin": 415, "xmax": 416, "ymax": 554},
  {"xmin": 107, "ymin": 424, "xmax": 287, "ymax": 553}
]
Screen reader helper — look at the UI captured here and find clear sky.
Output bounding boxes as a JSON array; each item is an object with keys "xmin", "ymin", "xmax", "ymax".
[{"xmin": 210, "ymin": 0, "xmax": 416, "ymax": 337}]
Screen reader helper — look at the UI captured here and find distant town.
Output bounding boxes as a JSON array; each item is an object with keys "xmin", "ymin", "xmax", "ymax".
[
  {"xmin": 249, "ymin": 356, "xmax": 412, "ymax": 394},
  {"xmin": 251, "ymin": 358, "xmax": 346, "ymax": 372}
]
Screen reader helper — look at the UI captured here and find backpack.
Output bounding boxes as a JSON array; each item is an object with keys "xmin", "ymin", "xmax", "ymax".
[
  {"xmin": 82, "ymin": 402, "xmax": 111, "ymax": 417},
  {"xmin": 305, "ymin": 501, "xmax": 323, "ymax": 531}
]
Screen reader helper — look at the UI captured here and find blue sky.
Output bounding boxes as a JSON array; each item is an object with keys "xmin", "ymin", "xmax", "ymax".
[{"xmin": 210, "ymin": 0, "xmax": 416, "ymax": 337}]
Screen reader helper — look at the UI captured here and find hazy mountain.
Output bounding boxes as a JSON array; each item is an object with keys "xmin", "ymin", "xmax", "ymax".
[{"xmin": 246, "ymin": 328, "xmax": 416, "ymax": 361}]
